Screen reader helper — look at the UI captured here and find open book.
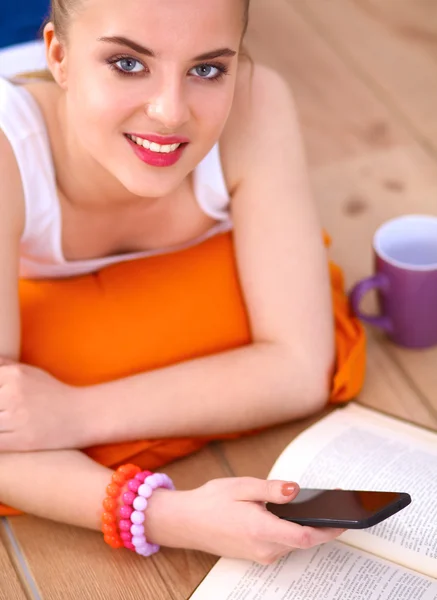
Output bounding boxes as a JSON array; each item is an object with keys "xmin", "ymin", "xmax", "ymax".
[{"xmin": 191, "ymin": 405, "xmax": 437, "ymax": 599}]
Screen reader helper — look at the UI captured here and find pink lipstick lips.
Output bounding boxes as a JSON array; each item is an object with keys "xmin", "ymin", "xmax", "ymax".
[{"xmin": 125, "ymin": 133, "xmax": 190, "ymax": 167}]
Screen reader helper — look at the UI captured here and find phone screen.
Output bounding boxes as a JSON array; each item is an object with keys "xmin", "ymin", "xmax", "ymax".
[{"xmin": 266, "ymin": 489, "xmax": 411, "ymax": 529}]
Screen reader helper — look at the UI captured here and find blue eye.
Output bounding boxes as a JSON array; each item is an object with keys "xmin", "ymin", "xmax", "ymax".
[
  {"xmin": 116, "ymin": 58, "xmax": 145, "ymax": 73},
  {"xmin": 191, "ymin": 64, "xmax": 227, "ymax": 80}
]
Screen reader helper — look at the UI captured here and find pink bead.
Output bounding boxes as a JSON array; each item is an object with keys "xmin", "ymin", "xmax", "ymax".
[
  {"xmin": 122, "ymin": 491, "xmax": 136, "ymax": 506},
  {"xmin": 135, "ymin": 472, "xmax": 147, "ymax": 483},
  {"xmin": 133, "ymin": 496, "xmax": 148, "ymax": 511},
  {"xmin": 119, "ymin": 519, "xmax": 132, "ymax": 532},
  {"xmin": 131, "ymin": 510, "xmax": 145, "ymax": 525},
  {"xmin": 128, "ymin": 479, "xmax": 141, "ymax": 493},
  {"xmin": 119, "ymin": 505, "xmax": 133, "ymax": 519},
  {"xmin": 124, "ymin": 542, "xmax": 136, "ymax": 551},
  {"xmin": 130, "ymin": 524, "xmax": 145, "ymax": 536},
  {"xmin": 138, "ymin": 483, "xmax": 152, "ymax": 498},
  {"xmin": 120, "ymin": 531, "xmax": 132, "ymax": 542}
]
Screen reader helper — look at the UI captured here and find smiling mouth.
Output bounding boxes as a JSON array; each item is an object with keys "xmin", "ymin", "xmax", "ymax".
[{"xmin": 125, "ymin": 134, "xmax": 186, "ymax": 154}]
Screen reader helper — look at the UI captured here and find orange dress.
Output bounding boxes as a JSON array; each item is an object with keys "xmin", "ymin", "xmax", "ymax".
[{"xmin": 1, "ymin": 232, "xmax": 365, "ymax": 516}]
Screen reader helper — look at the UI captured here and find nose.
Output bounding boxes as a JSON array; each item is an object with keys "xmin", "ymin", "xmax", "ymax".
[{"xmin": 146, "ymin": 77, "xmax": 190, "ymax": 130}]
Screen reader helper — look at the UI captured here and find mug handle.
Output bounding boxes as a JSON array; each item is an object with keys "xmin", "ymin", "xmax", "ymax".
[{"xmin": 349, "ymin": 274, "xmax": 393, "ymax": 333}]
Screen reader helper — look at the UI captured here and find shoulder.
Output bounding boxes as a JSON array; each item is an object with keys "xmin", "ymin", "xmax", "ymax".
[
  {"xmin": 0, "ymin": 129, "xmax": 25, "ymax": 238},
  {"xmin": 220, "ymin": 62, "xmax": 299, "ymax": 192}
]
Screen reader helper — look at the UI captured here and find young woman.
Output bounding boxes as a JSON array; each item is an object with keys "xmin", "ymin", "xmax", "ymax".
[{"xmin": 0, "ymin": 0, "xmax": 365, "ymax": 562}]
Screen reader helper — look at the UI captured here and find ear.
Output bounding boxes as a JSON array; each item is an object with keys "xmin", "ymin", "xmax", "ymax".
[{"xmin": 44, "ymin": 22, "xmax": 68, "ymax": 88}]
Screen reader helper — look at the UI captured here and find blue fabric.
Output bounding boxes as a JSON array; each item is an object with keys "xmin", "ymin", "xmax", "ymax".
[{"xmin": 0, "ymin": 1, "xmax": 50, "ymax": 48}]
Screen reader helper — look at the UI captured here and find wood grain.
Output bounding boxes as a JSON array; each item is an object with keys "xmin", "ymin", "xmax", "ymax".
[
  {"xmin": 312, "ymin": 144, "xmax": 437, "ymax": 287},
  {"xmin": 359, "ymin": 334, "xmax": 437, "ymax": 429},
  {"xmin": 292, "ymin": 0, "xmax": 437, "ymax": 155},
  {"xmin": 362, "ymin": 0, "xmax": 437, "ymax": 63},
  {"xmin": 384, "ymin": 344, "xmax": 437, "ymax": 420},
  {"xmin": 0, "ymin": 522, "xmax": 28, "ymax": 600},
  {"xmin": 245, "ymin": 0, "xmax": 407, "ymax": 168}
]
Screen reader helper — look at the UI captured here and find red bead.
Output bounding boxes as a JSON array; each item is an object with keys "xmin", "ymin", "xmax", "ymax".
[
  {"xmin": 120, "ymin": 531, "xmax": 132, "ymax": 542},
  {"xmin": 102, "ymin": 512, "xmax": 116, "ymax": 524},
  {"xmin": 106, "ymin": 483, "xmax": 121, "ymax": 498},
  {"xmin": 112, "ymin": 472, "xmax": 127, "ymax": 486},
  {"xmin": 102, "ymin": 523, "xmax": 117, "ymax": 535},
  {"xmin": 104, "ymin": 535, "xmax": 123, "ymax": 549},
  {"xmin": 124, "ymin": 542, "xmax": 135, "ymax": 551},
  {"xmin": 119, "ymin": 464, "xmax": 141, "ymax": 478},
  {"xmin": 103, "ymin": 497, "xmax": 117, "ymax": 512}
]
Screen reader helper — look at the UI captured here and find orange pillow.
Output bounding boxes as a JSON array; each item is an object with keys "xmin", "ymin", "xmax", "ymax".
[{"xmin": 0, "ymin": 232, "xmax": 365, "ymax": 517}]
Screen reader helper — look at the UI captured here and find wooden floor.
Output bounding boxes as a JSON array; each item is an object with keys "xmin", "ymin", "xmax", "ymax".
[{"xmin": 2, "ymin": 0, "xmax": 437, "ymax": 597}]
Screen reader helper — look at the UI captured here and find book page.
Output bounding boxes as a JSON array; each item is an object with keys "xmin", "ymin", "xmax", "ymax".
[
  {"xmin": 268, "ymin": 405, "xmax": 437, "ymax": 578},
  {"xmin": 190, "ymin": 541, "xmax": 437, "ymax": 599}
]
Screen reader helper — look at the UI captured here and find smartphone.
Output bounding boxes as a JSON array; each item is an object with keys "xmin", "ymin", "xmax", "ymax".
[{"xmin": 266, "ymin": 489, "xmax": 411, "ymax": 529}]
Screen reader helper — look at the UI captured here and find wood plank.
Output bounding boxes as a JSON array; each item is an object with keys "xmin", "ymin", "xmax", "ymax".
[
  {"xmin": 311, "ymin": 144, "xmax": 437, "ymax": 414},
  {"xmin": 291, "ymin": 0, "xmax": 437, "ymax": 155},
  {"xmin": 312, "ymin": 144, "xmax": 437, "ymax": 287},
  {"xmin": 384, "ymin": 344, "xmax": 437, "ymax": 419},
  {"xmin": 0, "ymin": 523, "xmax": 28, "ymax": 600},
  {"xmin": 245, "ymin": 0, "xmax": 407, "ymax": 168},
  {"xmin": 8, "ymin": 447, "xmax": 229, "ymax": 600},
  {"xmin": 362, "ymin": 0, "xmax": 437, "ymax": 63},
  {"xmin": 360, "ymin": 333, "xmax": 437, "ymax": 429}
]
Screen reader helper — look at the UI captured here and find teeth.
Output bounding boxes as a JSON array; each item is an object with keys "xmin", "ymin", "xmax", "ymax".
[{"xmin": 127, "ymin": 134, "xmax": 181, "ymax": 153}]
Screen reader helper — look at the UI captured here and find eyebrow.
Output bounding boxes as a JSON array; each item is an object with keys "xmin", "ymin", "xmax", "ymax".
[{"xmin": 97, "ymin": 36, "xmax": 237, "ymax": 61}]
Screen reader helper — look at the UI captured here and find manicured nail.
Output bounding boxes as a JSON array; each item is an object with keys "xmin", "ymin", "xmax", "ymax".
[{"xmin": 282, "ymin": 483, "xmax": 297, "ymax": 496}]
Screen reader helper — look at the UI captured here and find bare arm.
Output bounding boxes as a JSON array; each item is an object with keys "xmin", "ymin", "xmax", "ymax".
[
  {"xmin": 0, "ymin": 130, "xmax": 24, "ymax": 360},
  {"xmin": 0, "ymin": 97, "xmax": 343, "ymax": 558},
  {"xmin": 81, "ymin": 66, "xmax": 335, "ymax": 447}
]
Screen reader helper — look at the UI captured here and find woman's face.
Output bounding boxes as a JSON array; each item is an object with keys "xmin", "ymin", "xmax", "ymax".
[{"xmin": 61, "ymin": 0, "xmax": 243, "ymax": 197}]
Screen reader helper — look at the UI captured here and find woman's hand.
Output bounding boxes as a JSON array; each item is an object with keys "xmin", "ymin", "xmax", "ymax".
[
  {"xmin": 0, "ymin": 359, "xmax": 83, "ymax": 452},
  {"xmin": 146, "ymin": 477, "xmax": 345, "ymax": 564}
]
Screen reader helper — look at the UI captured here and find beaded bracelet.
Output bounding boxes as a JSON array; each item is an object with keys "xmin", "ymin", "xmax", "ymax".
[
  {"xmin": 119, "ymin": 471, "xmax": 176, "ymax": 557},
  {"xmin": 101, "ymin": 463, "xmax": 141, "ymax": 549}
]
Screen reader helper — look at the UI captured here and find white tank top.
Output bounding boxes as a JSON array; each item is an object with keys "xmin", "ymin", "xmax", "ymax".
[{"xmin": 0, "ymin": 77, "xmax": 232, "ymax": 279}]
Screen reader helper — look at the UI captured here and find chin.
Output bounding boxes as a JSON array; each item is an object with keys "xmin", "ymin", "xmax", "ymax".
[{"xmin": 116, "ymin": 168, "xmax": 182, "ymax": 199}]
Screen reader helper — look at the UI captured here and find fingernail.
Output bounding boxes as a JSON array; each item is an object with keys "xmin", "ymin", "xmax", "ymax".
[{"xmin": 282, "ymin": 483, "xmax": 298, "ymax": 496}]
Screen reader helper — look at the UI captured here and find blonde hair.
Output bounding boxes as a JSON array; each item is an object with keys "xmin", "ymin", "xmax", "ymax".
[{"xmin": 48, "ymin": 0, "xmax": 251, "ymax": 40}]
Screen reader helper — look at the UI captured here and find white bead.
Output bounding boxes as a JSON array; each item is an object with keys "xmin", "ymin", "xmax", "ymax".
[
  {"xmin": 138, "ymin": 483, "xmax": 152, "ymax": 498},
  {"xmin": 131, "ymin": 510, "xmax": 145, "ymax": 525},
  {"xmin": 156, "ymin": 474, "xmax": 167, "ymax": 487},
  {"xmin": 133, "ymin": 496, "xmax": 148, "ymax": 511},
  {"xmin": 132, "ymin": 536, "xmax": 146, "ymax": 547},
  {"xmin": 162, "ymin": 475, "xmax": 174, "ymax": 489},
  {"xmin": 145, "ymin": 475, "xmax": 160, "ymax": 489},
  {"xmin": 130, "ymin": 524, "xmax": 145, "ymax": 536}
]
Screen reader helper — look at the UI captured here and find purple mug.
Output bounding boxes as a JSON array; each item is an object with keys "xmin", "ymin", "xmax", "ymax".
[{"xmin": 350, "ymin": 215, "xmax": 437, "ymax": 349}]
